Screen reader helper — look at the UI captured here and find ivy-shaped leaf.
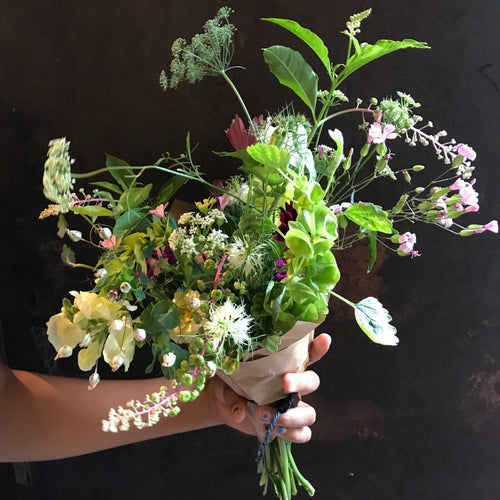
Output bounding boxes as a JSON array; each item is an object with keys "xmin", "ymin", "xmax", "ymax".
[
  {"xmin": 354, "ymin": 297, "xmax": 398, "ymax": 346},
  {"xmin": 344, "ymin": 203, "xmax": 392, "ymax": 234}
]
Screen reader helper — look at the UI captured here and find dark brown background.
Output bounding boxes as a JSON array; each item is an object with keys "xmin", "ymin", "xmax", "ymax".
[{"xmin": 0, "ymin": 1, "xmax": 498, "ymax": 499}]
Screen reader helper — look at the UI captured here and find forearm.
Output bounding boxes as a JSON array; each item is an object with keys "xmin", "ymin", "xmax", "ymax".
[{"xmin": 0, "ymin": 366, "xmax": 223, "ymax": 462}]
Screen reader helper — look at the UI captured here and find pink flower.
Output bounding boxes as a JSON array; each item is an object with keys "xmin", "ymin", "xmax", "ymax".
[
  {"xmin": 474, "ymin": 220, "xmax": 498, "ymax": 234},
  {"xmin": 329, "ymin": 202, "xmax": 352, "ymax": 214},
  {"xmin": 398, "ymin": 232, "xmax": 417, "ymax": 254},
  {"xmin": 454, "ymin": 143, "xmax": 477, "ymax": 161},
  {"xmin": 368, "ymin": 122, "xmax": 398, "ymax": 144},
  {"xmin": 225, "ymin": 115, "xmax": 256, "ymax": 150},
  {"xmin": 410, "ymin": 250, "xmax": 421, "ymax": 258},
  {"xmin": 101, "ymin": 235, "xmax": 116, "ymax": 249},
  {"xmin": 149, "ymin": 203, "xmax": 168, "ymax": 218},
  {"xmin": 218, "ymin": 196, "xmax": 229, "ymax": 211},
  {"xmin": 449, "ymin": 178, "xmax": 479, "ymax": 207}
]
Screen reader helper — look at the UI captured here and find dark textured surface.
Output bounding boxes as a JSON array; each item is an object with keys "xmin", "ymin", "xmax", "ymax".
[{"xmin": 0, "ymin": 1, "xmax": 499, "ymax": 499}]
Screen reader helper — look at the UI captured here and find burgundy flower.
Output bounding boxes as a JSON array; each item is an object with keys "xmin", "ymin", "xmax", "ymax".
[
  {"xmin": 275, "ymin": 259, "xmax": 288, "ymax": 281},
  {"xmin": 274, "ymin": 202, "xmax": 297, "ymax": 243},
  {"xmin": 146, "ymin": 246, "xmax": 177, "ymax": 278}
]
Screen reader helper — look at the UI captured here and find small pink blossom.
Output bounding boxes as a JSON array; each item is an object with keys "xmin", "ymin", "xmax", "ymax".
[
  {"xmin": 329, "ymin": 202, "xmax": 352, "ymax": 214},
  {"xmin": 449, "ymin": 178, "xmax": 478, "ymax": 206},
  {"xmin": 368, "ymin": 122, "xmax": 398, "ymax": 144},
  {"xmin": 149, "ymin": 203, "xmax": 168, "ymax": 219},
  {"xmin": 474, "ymin": 220, "xmax": 498, "ymax": 234},
  {"xmin": 454, "ymin": 143, "xmax": 477, "ymax": 161},
  {"xmin": 398, "ymin": 232, "xmax": 417, "ymax": 254},
  {"xmin": 410, "ymin": 250, "xmax": 421, "ymax": 258},
  {"xmin": 101, "ymin": 235, "xmax": 116, "ymax": 249},
  {"xmin": 218, "ymin": 196, "xmax": 229, "ymax": 211},
  {"xmin": 463, "ymin": 204, "xmax": 479, "ymax": 213}
]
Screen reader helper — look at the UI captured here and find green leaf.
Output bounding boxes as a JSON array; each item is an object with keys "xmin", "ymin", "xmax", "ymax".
[
  {"xmin": 117, "ymin": 184, "xmax": 152, "ymax": 212},
  {"xmin": 105, "ymin": 153, "xmax": 135, "ymax": 189},
  {"xmin": 114, "ymin": 207, "xmax": 149, "ymax": 234},
  {"xmin": 285, "ymin": 227, "xmax": 313, "ymax": 258},
  {"xmin": 91, "ymin": 180, "xmax": 123, "ymax": 195},
  {"xmin": 140, "ymin": 300, "xmax": 180, "ymax": 334},
  {"xmin": 57, "ymin": 214, "xmax": 67, "ymax": 238},
  {"xmin": 344, "ymin": 203, "xmax": 392, "ymax": 234},
  {"xmin": 262, "ymin": 18, "xmax": 331, "ymax": 73},
  {"xmin": 61, "ymin": 244, "xmax": 76, "ymax": 266},
  {"xmin": 246, "ymin": 143, "xmax": 290, "ymax": 169},
  {"xmin": 70, "ymin": 205, "xmax": 114, "ymax": 217},
  {"xmin": 340, "ymin": 38, "xmax": 430, "ymax": 83},
  {"xmin": 263, "ymin": 45, "xmax": 318, "ymax": 113},
  {"xmin": 367, "ymin": 232, "xmax": 377, "ymax": 273},
  {"xmin": 354, "ymin": 297, "xmax": 398, "ymax": 346},
  {"xmin": 157, "ymin": 175, "xmax": 189, "ymax": 205}
]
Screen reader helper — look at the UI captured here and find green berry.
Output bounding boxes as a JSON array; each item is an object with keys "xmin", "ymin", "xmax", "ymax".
[
  {"xmin": 189, "ymin": 354, "xmax": 204, "ymax": 367},
  {"xmin": 210, "ymin": 289, "xmax": 223, "ymax": 301},
  {"xmin": 179, "ymin": 391, "xmax": 191, "ymax": 403}
]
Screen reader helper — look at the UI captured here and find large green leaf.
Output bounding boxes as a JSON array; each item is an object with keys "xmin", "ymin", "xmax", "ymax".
[
  {"xmin": 114, "ymin": 207, "xmax": 149, "ymax": 234},
  {"xmin": 263, "ymin": 45, "xmax": 318, "ymax": 113},
  {"xmin": 344, "ymin": 203, "xmax": 393, "ymax": 234},
  {"xmin": 117, "ymin": 184, "xmax": 152, "ymax": 212},
  {"xmin": 340, "ymin": 38, "xmax": 430, "ymax": 82},
  {"xmin": 246, "ymin": 143, "xmax": 290, "ymax": 169},
  {"xmin": 157, "ymin": 175, "xmax": 189, "ymax": 205},
  {"xmin": 262, "ymin": 17, "xmax": 331, "ymax": 73},
  {"xmin": 354, "ymin": 297, "xmax": 398, "ymax": 346}
]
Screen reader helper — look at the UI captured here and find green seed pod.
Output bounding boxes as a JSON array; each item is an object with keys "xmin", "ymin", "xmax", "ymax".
[
  {"xmin": 179, "ymin": 373, "xmax": 193, "ymax": 386},
  {"xmin": 189, "ymin": 354, "xmax": 205, "ymax": 367},
  {"xmin": 360, "ymin": 142, "xmax": 371, "ymax": 158},
  {"xmin": 204, "ymin": 259, "xmax": 215, "ymax": 271},
  {"xmin": 180, "ymin": 360, "xmax": 190, "ymax": 371},
  {"xmin": 412, "ymin": 165, "xmax": 425, "ymax": 171},
  {"xmin": 169, "ymin": 406, "xmax": 180, "ymax": 417},
  {"xmin": 204, "ymin": 340, "xmax": 216, "ymax": 354},
  {"xmin": 189, "ymin": 337, "xmax": 205, "ymax": 353},
  {"xmin": 179, "ymin": 391, "xmax": 191, "ymax": 403},
  {"xmin": 196, "ymin": 279, "xmax": 206, "ymax": 291},
  {"xmin": 210, "ymin": 289, "xmax": 223, "ymax": 301},
  {"xmin": 190, "ymin": 389, "xmax": 200, "ymax": 400}
]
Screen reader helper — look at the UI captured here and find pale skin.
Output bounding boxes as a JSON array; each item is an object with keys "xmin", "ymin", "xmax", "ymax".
[{"xmin": 0, "ymin": 333, "xmax": 331, "ymax": 462}]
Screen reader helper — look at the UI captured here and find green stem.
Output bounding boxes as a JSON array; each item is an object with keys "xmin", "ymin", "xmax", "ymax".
[
  {"xmin": 329, "ymin": 289, "xmax": 356, "ymax": 309},
  {"xmin": 220, "ymin": 70, "xmax": 254, "ymax": 132}
]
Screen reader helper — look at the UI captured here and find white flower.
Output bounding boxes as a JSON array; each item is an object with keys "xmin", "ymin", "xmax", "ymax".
[
  {"xmin": 162, "ymin": 352, "xmax": 176, "ymax": 367},
  {"xmin": 204, "ymin": 300, "xmax": 252, "ymax": 348},
  {"xmin": 226, "ymin": 235, "xmax": 265, "ymax": 277},
  {"xmin": 54, "ymin": 345, "xmax": 73, "ymax": 360}
]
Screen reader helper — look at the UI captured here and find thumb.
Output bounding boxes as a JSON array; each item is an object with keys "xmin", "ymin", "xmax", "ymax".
[{"xmin": 215, "ymin": 379, "xmax": 247, "ymax": 425}]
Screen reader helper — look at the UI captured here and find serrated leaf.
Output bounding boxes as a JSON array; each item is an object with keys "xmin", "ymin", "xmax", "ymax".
[
  {"xmin": 344, "ymin": 203, "xmax": 392, "ymax": 234},
  {"xmin": 354, "ymin": 297, "xmax": 398, "ymax": 346},
  {"xmin": 246, "ymin": 143, "xmax": 290, "ymax": 169},
  {"xmin": 262, "ymin": 17, "xmax": 331, "ymax": 73},
  {"xmin": 263, "ymin": 45, "xmax": 318, "ymax": 113}
]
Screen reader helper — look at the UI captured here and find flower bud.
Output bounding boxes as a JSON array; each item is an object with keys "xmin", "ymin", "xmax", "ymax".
[
  {"xmin": 95, "ymin": 268, "xmax": 108, "ymax": 279},
  {"xmin": 67, "ymin": 230, "xmax": 82, "ymax": 242},
  {"xmin": 134, "ymin": 328, "xmax": 146, "ymax": 341},
  {"xmin": 54, "ymin": 345, "xmax": 72, "ymax": 360},
  {"xmin": 99, "ymin": 227, "xmax": 112, "ymax": 240},
  {"xmin": 109, "ymin": 319, "xmax": 124, "ymax": 332},
  {"xmin": 120, "ymin": 282, "xmax": 131, "ymax": 293},
  {"xmin": 111, "ymin": 355, "xmax": 124, "ymax": 372},
  {"xmin": 80, "ymin": 333, "xmax": 92, "ymax": 347},
  {"xmin": 88, "ymin": 372, "xmax": 100, "ymax": 390},
  {"xmin": 162, "ymin": 352, "xmax": 176, "ymax": 368}
]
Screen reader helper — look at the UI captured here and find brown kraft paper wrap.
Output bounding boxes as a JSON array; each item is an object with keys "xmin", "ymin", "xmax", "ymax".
[{"xmin": 216, "ymin": 321, "xmax": 320, "ymax": 406}]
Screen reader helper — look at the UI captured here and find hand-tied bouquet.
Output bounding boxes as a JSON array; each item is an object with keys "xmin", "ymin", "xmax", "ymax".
[{"xmin": 40, "ymin": 8, "xmax": 497, "ymax": 500}]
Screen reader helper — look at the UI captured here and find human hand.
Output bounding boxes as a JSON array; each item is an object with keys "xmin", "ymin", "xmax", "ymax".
[{"xmin": 211, "ymin": 332, "xmax": 332, "ymax": 443}]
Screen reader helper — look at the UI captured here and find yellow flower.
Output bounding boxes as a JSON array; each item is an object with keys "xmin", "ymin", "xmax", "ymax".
[
  {"xmin": 168, "ymin": 290, "xmax": 205, "ymax": 344},
  {"xmin": 46, "ymin": 312, "xmax": 86, "ymax": 353},
  {"xmin": 103, "ymin": 317, "xmax": 136, "ymax": 372},
  {"xmin": 73, "ymin": 291, "xmax": 122, "ymax": 322}
]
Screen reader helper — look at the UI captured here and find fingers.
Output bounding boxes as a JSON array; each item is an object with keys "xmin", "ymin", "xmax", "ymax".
[
  {"xmin": 308, "ymin": 332, "xmax": 331, "ymax": 366},
  {"xmin": 282, "ymin": 370, "xmax": 320, "ymax": 397},
  {"xmin": 255, "ymin": 401, "xmax": 316, "ymax": 444}
]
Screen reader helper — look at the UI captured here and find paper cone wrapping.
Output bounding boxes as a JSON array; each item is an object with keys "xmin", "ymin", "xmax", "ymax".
[{"xmin": 216, "ymin": 321, "xmax": 320, "ymax": 406}]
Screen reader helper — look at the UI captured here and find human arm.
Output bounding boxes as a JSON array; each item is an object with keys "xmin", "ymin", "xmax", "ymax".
[{"xmin": 0, "ymin": 333, "xmax": 330, "ymax": 462}]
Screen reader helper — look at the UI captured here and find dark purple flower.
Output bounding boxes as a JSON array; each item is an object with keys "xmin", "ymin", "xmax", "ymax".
[
  {"xmin": 274, "ymin": 202, "xmax": 298, "ymax": 243},
  {"xmin": 275, "ymin": 259, "xmax": 288, "ymax": 281},
  {"xmin": 146, "ymin": 246, "xmax": 177, "ymax": 278}
]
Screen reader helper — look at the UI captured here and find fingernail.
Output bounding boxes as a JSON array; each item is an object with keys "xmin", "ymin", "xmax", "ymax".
[
  {"xmin": 277, "ymin": 426, "xmax": 286, "ymax": 435},
  {"xmin": 257, "ymin": 409, "xmax": 271, "ymax": 423}
]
